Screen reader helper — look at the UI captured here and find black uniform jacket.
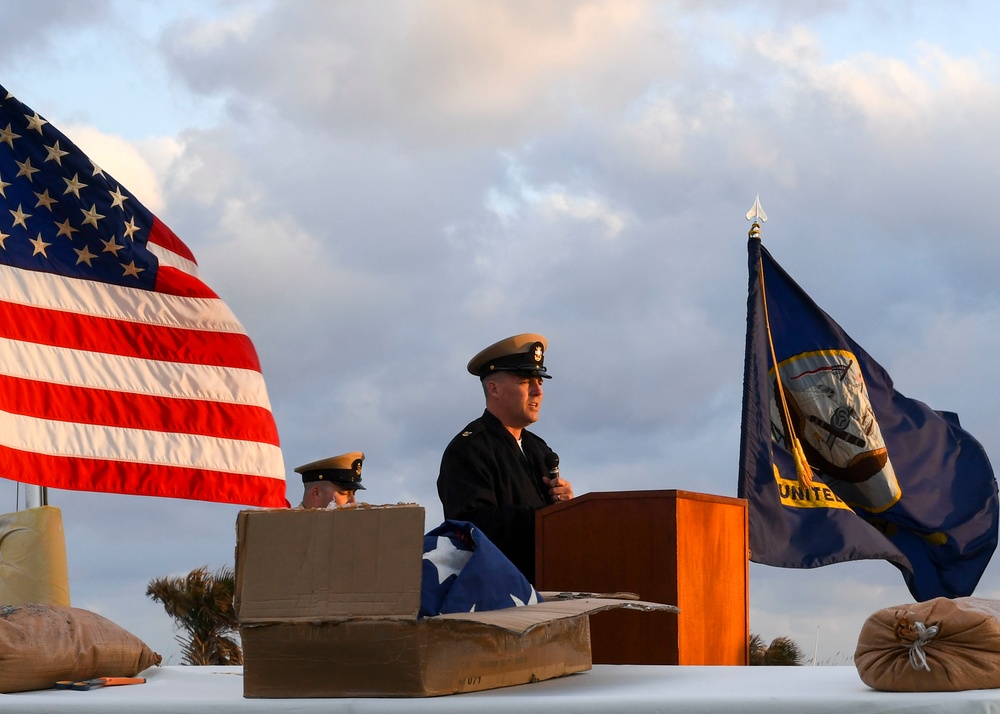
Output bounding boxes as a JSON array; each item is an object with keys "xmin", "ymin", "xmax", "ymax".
[{"xmin": 437, "ymin": 409, "xmax": 554, "ymax": 583}]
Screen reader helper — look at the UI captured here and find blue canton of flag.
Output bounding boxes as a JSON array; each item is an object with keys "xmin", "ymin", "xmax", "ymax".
[
  {"xmin": 0, "ymin": 96, "xmax": 162, "ymax": 288},
  {"xmin": 739, "ymin": 235, "xmax": 999, "ymax": 601},
  {"xmin": 420, "ymin": 520, "xmax": 542, "ymax": 618}
]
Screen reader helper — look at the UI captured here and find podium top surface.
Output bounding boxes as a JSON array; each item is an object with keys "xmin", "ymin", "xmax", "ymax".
[{"xmin": 540, "ymin": 489, "xmax": 747, "ymax": 514}]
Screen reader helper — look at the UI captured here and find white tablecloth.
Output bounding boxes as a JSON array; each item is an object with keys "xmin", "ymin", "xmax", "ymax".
[{"xmin": 3, "ymin": 665, "xmax": 1000, "ymax": 713}]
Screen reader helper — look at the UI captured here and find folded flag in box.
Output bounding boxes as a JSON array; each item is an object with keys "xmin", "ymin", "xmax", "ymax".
[{"xmin": 420, "ymin": 520, "xmax": 542, "ymax": 617}]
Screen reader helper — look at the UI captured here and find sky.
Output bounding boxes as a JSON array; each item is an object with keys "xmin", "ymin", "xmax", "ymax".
[{"xmin": 2, "ymin": 0, "xmax": 1000, "ymax": 665}]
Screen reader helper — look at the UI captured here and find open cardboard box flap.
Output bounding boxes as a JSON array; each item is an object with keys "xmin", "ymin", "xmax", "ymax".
[{"xmin": 433, "ymin": 596, "xmax": 678, "ymax": 635}]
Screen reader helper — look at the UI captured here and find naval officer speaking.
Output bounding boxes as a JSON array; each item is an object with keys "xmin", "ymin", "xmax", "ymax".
[{"xmin": 437, "ymin": 333, "xmax": 574, "ymax": 583}]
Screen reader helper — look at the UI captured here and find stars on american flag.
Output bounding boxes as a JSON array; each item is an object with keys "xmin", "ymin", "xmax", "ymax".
[
  {"xmin": 34, "ymin": 189, "xmax": 57, "ymax": 210},
  {"xmin": 45, "ymin": 140, "xmax": 69, "ymax": 165},
  {"xmin": 9, "ymin": 204, "xmax": 30, "ymax": 228},
  {"xmin": 74, "ymin": 243, "xmax": 97, "ymax": 266},
  {"xmin": 81, "ymin": 204, "xmax": 104, "ymax": 228},
  {"xmin": 424, "ymin": 535, "xmax": 474, "ymax": 585},
  {"xmin": 0, "ymin": 94, "xmax": 156, "ymax": 287},
  {"xmin": 63, "ymin": 173, "xmax": 86, "ymax": 197},
  {"xmin": 122, "ymin": 216, "xmax": 140, "ymax": 239},
  {"xmin": 55, "ymin": 217, "xmax": 77, "ymax": 239},
  {"xmin": 0, "ymin": 122, "xmax": 19, "ymax": 148},
  {"xmin": 110, "ymin": 186, "xmax": 128, "ymax": 209},
  {"xmin": 101, "ymin": 236, "xmax": 124, "ymax": 255},
  {"xmin": 122, "ymin": 260, "xmax": 144, "ymax": 278},
  {"xmin": 29, "ymin": 232, "xmax": 51, "ymax": 257},
  {"xmin": 15, "ymin": 156, "xmax": 39, "ymax": 181},
  {"xmin": 24, "ymin": 111, "xmax": 47, "ymax": 134}
]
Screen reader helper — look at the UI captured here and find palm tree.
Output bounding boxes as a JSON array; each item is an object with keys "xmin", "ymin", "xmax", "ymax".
[
  {"xmin": 146, "ymin": 565, "xmax": 243, "ymax": 666},
  {"xmin": 749, "ymin": 633, "xmax": 768, "ymax": 664},
  {"xmin": 749, "ymin": 633, "xmax": 804, "ymax": 666}
]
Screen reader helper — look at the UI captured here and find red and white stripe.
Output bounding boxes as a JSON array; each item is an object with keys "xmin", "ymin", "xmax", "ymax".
[{"xmin": 0, "ymin": 219, "xmax": 286, "ymax": 507}]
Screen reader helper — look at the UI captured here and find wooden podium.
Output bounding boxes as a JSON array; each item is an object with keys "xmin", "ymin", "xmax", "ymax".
[{"xmin": 535, "ymin": 490, "xmax": 748, "ymax": 665}]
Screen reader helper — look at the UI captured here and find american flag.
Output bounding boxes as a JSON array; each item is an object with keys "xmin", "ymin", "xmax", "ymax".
[{"xmin": 0, "ymin": 85, "xmax": 286, "ymax": 507}]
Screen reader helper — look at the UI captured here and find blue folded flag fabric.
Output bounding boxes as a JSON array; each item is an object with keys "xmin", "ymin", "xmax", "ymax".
[{"xmin": 420, "ymin": 520, "xmax": 543, "ymax": 618}]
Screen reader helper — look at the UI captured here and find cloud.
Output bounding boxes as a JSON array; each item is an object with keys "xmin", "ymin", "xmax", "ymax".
[
  {"xmin": 159, "ymin": 1, "xmax": 676, "ymax": 146},
  {"xmin": 486, "ymin": 159, "xmax": 630, "ymax": 240},
  {"xmin": 0, "ymin": 0, "xmax": 111, "ymax": 56}
]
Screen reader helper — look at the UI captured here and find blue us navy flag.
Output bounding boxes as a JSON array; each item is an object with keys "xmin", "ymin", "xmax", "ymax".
[
  {"xmin": 420, "ymin": 520, "xmax": 541, "ymax": 617},
  {"xmin": 739, "ymin": 235, "xmax": 998, "ymax": 601}
]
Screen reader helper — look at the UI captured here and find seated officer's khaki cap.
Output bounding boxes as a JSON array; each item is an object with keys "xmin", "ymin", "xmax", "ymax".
[
  {"xmin": 467, "ymin": 333, "xmax": 551, "ymax": 379},
  {"xmin": 295, "ymin": 452, "xmax": 366, "ymax": 490}
]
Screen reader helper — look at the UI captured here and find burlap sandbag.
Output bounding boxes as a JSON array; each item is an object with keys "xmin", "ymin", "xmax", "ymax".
[
  {"xmin": 0, "ymin": 603, "xmax": 161, "ymax": 693},
  {"xmin": 0, "ymin": 507, "xmax": 71, "ymax": 606},
  {"xmin": 855, "ymin": 596, "xmax": 1000, "ymax": 692}
]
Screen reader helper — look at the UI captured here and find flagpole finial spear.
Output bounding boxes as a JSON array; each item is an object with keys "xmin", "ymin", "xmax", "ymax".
[{"xmin": 746, "ymin": 194, "xmax": 767, "ymax": 240}]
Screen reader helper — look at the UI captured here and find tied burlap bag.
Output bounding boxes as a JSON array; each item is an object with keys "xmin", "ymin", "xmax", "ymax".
[
  {"xmin": 0, "ymin": 603, "xmax": 161, "ymax": 693},
  {"xmin": 855, "ymin": 597, "xmax": 1000, "ymax": 692}
]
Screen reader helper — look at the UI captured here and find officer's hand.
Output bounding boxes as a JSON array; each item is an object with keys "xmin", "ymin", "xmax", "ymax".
[{"xmin": 544, "ymin": 475, "xmax": 574, "ymax": 502}]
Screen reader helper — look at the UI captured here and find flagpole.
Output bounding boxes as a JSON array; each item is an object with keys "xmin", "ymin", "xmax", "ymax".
[
  {"xmin": 746, "ymin": 196, "xmax": 814, "ymax": 488},
  {"xmin": 24, "ymin": 485, "xmax": 48, "ymax": 509}
]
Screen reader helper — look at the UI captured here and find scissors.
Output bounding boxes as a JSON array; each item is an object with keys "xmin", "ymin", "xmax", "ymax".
[{"xmin": 54, "ymin": 677, "xmax": 146, "ymax": 691}]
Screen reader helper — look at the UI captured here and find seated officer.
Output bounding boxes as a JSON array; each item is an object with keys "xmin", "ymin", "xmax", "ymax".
[{"xmin": 296, "ymin": 452, "xmax": 366, "ymax": 509}]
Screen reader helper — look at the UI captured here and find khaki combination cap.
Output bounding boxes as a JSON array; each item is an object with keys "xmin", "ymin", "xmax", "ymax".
[
  {"xmin": 295, "ymin": 452, "xmax": 366, "ymax": 490},
  {"xmin": 467, "ymin": 333, "xmax": 551, "ymax": 379}
]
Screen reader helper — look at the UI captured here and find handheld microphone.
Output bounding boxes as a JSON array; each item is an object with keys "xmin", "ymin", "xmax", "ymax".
[
  {"xmin": 544, "ymin": 453, "xmax": 560, "ymax": 502},
  {"xmin": 544, "ymin": 452, "xmax": 559, "ymax": 479}
]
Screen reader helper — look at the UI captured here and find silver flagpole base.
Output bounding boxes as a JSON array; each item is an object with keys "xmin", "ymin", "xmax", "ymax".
[{"xmin": 24, "ymin": 485, "xmax": 48, "ymax": 509}]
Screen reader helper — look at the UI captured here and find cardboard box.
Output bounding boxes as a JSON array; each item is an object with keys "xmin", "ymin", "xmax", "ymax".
[{"xmin": 235, "ymin": 505, "xmax": 676, "ymax": 698}]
